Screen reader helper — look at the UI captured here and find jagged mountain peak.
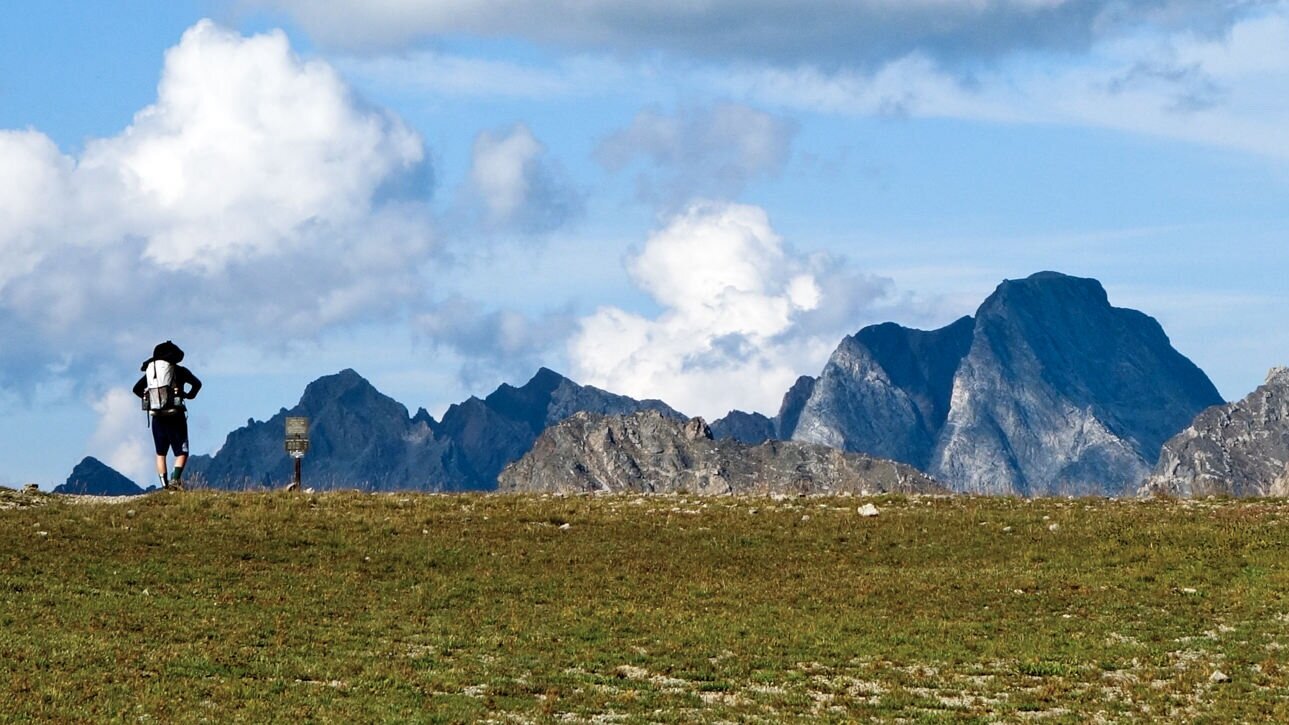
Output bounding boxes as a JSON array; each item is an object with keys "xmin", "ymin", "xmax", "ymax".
[
  {"xmin": 788, "ymin": 270, "xmax": 1222, "ymax": 496},
  {"xmin": 984, "ymin": 271, "xmax": 1110, "ymax": 309},
  {"xmin": 480, "ymin": 367, "xmax": 574, "ymax": 433},
  {"xmin": 299, "ymin": 368, "xmax": 381, "ymax": 406},
  {"xmin": 1266, "ymin": 366, "xmax": 1289, "ymax": 387}
]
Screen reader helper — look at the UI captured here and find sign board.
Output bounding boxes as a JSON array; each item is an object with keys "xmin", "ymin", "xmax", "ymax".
[
  {"xmin": 286, "ymin": 417, "xmax": 309, "ymax": 438},
  {"xmin": 285, "ymin": 416, "xmax": 310, "ymax": 459}
]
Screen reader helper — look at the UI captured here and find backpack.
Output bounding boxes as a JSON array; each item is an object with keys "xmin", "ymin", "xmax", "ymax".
[{"xmin": 142, "ymin": 359, "xmax": 182, "ymax": 415}]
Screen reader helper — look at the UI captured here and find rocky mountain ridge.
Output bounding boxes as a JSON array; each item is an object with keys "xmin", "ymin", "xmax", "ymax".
[
  {"xmin": 1141, "ymin": 367, "xmax": 1289, "ymax": 497},
  {"xmin": 499, "ymin": 410, "xmax": 946, "ymax": 496}
]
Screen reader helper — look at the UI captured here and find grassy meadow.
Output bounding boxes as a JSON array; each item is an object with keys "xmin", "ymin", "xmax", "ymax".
[{"xmin": 3, "ymin": 488, "xmax": 1289, "ymax": 722}]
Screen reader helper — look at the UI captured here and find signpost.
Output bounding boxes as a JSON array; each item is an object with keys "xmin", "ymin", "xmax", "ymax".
[{"xmin": 285, "ymin": 417, "xmax": 309, "ymax": 491}]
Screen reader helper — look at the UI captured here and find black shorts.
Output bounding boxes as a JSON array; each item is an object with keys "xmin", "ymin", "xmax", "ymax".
[{"xmin": 151, "ymin": 413, "xmax": 190, "ymax": 457}]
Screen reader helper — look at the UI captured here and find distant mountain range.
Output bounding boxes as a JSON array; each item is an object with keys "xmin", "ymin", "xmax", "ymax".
[
  {"xmin": 71, "ymin": 270, "xmax": 1289, "ymax": 497},
  {"xmin": 185, "ymin": 367, "xmax": 680, "ymax": 491}
]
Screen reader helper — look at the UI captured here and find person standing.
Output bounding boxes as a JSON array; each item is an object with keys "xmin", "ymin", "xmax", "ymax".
[{"xmin": 133, "ymin": 341, "xmax": 202, "ymax": 491}]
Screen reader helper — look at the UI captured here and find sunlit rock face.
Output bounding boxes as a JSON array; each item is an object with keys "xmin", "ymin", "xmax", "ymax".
[{"xmin": 792, "ymin": 272, "xmax": 1222, "ymax": 496}]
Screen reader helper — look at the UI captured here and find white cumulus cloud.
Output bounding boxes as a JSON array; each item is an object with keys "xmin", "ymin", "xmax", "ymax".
[
  {"xmin": 83, "ymin": 19, "xmax": 425, "ymax": 271},
  {"xmin": 0, "ymin": 19, "xmax": 434, "ymax": 387},
  {"xmin": 569, "ymin": 201, "xmax": 894, "ymax": 419}
]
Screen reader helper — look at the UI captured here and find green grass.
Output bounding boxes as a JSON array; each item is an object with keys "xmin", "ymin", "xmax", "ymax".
[{"xmin": 4, "ymin": 490, "xmax": 1289, "ymax": 721}]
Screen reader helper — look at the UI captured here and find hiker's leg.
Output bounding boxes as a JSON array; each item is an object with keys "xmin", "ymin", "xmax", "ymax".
[
  {"xmin": 155, "ymin": 454, "xmax": 168, "ymax": 477},
  {"xmin": 171, "ymin": 415, "xmax": 190, "ymax": 483}
]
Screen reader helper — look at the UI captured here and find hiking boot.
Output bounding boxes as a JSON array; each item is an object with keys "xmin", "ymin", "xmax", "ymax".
[{"xmin": 166, "ymin": 479, "xmax": 185, "ymax": 492}]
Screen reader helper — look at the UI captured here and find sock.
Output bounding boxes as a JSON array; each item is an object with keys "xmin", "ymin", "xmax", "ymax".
[
  {"xmin": 159, "ymin": 473, "xmax": 169, "ymax": 488},
  {"xmin": 171, "ymin": 465, "xmax": 185, "ymax": 481}
]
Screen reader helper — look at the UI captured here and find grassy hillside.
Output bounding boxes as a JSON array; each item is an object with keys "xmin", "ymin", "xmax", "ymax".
[{"xmin": 3, "ymin": 489, "xmax": 1289, "ymax": 721}]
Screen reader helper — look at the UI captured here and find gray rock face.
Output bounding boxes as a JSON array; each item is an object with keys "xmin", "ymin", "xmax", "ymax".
[
  {"xmin": 54, "ymin": 457, "xmax": 145, "ymax": 496},
  {"xmin": 1141, "ymin": 367, "xmax": 1289, "ymax": 497},
  {"xmin": 189, "ymin": 367, "xmax": 682, "ymax": 491},
  {"xmin": 790, "ymin": 272, "xmax": 1222, "ymax": 496},
  {"xmin": 498, "ymin": 410, "xmax": 947, "ymax": 496},
  {"xmin": 793, "ymin": 317, "xmax": 973, "ymax": 469},
  {"xmin": 775, "ymin": 375, "xmax": 816, "ymax": 439}
]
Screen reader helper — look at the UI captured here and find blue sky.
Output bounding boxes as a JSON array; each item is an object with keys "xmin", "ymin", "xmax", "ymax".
[{"xmin": 2, "ymin": 1, "xmax": 1287, "ymax": 487}]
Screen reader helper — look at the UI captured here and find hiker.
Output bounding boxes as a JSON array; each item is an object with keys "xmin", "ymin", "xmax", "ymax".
[{"xmin": 132, "ymin": 341, "xmax": 202, "ymax": 491}]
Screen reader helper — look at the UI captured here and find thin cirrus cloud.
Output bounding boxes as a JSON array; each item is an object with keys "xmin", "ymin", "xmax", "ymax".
[
  {"xmin": 0, "ymin": 19, "xmax": 435, "ymax": 389},
  {"xmin": 253, "ymin": 1, "xmax": 1266, "ymax": 68},
  {"xmin": 273, "ymin": 1, "xmax": 1289, "ymax": 164},
  {"xmin": 707, "ymin": 7, "xmax": 1289, "ymax": 161}
]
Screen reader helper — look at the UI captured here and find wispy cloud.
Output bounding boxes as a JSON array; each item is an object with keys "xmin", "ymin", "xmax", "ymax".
[
  {"xmin": 708, "ymin": 7, "xmax": 1289, "ymax": 161},
  {"xmin": 463, "ymin": 123, "xmax": 583, "ymax": 234},
  {"xmin": 596, "ymin": 103, "xmax": 797, "ymax": 209}
]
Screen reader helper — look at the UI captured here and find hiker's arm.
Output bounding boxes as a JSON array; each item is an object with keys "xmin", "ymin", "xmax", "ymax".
[
  {"xmin": 183, "ymin": 370, "xmax": 202, "ymax": 399},
  {"xmin": 132, "ymin": 376, "xmax": 146, "ymax": 398}
]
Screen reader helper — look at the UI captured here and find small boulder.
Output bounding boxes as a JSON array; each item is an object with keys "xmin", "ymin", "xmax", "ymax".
[{"xmin": 858, "ymin": 503, "xmax": 880, "ymax": 517}]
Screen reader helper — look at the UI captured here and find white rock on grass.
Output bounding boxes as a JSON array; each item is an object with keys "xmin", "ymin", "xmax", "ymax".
[
  {"xmin": 858, "ymin": 503, "xmax": 880, "ymax": 517},
  {"xmin": 1210, "ymin": 670, "xmax": 1231, "ymax": 683}
]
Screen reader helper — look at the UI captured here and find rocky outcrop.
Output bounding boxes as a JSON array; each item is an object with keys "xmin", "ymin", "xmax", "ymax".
[
  {"xmin": 54, "ymin": 457, "xmax": 145, "ymax": 496},
  {"xmin": 498, "ymin": 410, "xmax": 947, "ymax": 496},
  {"xmin": 189, "ymin": 367, "xmax": 682, "ymax": 491},
  {"xmin": 790, "ymin": 272, "xmax": 1222, "ymax": 496},
  {"xmin": 1141, "ymin": 367, "xmax": 1289, "ymax": 497}
]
